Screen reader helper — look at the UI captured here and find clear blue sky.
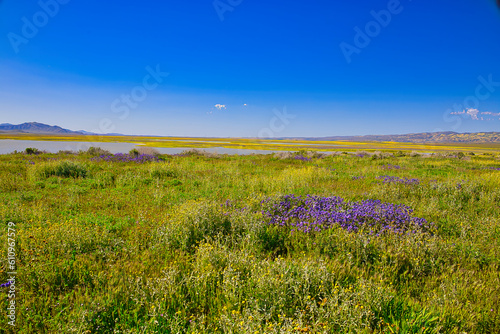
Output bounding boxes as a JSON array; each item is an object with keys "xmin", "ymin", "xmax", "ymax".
[{"xmin": 0, "ymin": 0, "xmax": 499, "ymax": 137}]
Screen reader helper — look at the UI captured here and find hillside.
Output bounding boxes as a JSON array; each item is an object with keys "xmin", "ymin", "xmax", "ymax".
[
  {"xmin": 304, "ymin": 131, "xmax": 500, "ymax": 143},
  {"xmin": 0, "ymin": 122, "xmax": 84, "ymax": 134}
]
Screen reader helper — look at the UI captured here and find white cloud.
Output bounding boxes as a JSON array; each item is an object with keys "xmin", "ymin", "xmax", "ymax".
[
  {"xmin": 207, "ymin": 104, "xmax": 227, "ymax": 115},
  {"xmin": 450, "ymin": 108, "xmax": 480, "ymax": 120},
  {"xmin": 450, "ymin": 108, "xmax": 499, "ymax": 121},
  {"xmin": 481, "ymin": 111, "xmax": 500, "ymax": 116}
]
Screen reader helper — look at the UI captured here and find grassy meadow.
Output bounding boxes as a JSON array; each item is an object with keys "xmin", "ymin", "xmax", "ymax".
[{"xmin": 1, "ymin": 147, "xmax": 500, "ymax": 333}]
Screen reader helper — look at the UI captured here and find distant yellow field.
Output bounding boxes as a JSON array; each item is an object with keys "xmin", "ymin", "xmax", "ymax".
[{"xmin": 1, "ymin": 133, "xmax": 500, "ymax": 153}]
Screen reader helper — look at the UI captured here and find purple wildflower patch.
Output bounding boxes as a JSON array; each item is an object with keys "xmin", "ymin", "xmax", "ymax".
[
  {"xmin": 377, "ymin": 175, "xmax": 420, "ymax": 185},
  {"xmin": 294, "ymin": 155, "xmax": 312, "ymax": 162},
  {"xmin": 381, "ymin": 164, "xmax": 401, "ymax": 170},
  {"xmin": 91, "ymin": 153, "xmax": 161, "ymax": 163},
  {"xmin": 262, "ymin": 195, "xmax": 432, "ymax": 235}
]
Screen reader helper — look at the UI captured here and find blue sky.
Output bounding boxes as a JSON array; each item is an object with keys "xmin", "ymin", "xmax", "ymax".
[{"xmin": 0, "ymin": 0, "xmax": 499, "ymax": 137}]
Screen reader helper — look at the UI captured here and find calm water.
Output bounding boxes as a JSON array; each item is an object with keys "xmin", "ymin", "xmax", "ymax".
[
  {"xmin": 0, "ymin": 140, "xmax": 285, "ymax": 155},
  {"xmin": 0, "ymin": 139, "xmax": 434, "ymax": 156}
]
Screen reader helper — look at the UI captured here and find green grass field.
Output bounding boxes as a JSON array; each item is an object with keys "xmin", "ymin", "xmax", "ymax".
[{"xmin": 1, "ymin": 147, "xmax": 500, "ymax": 333}]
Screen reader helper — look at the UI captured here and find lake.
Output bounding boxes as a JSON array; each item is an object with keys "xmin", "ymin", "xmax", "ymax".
[{"xmin": 0, "ymin": 140, "xmax": 287, "ymax": 155}]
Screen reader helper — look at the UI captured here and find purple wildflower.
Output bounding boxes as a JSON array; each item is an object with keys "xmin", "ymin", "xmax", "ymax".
[
  {"xmin": 294, "ymin": 155, "xmax": 312, "ymax": 162},
  {"xmin": 377, "ymin": 175, "xmax": 420, "ymax": 185},
  {"xmin": 91, "ymin": 153, "xmax": 161, "ymax": 163},
  {"xmin": 262, "ymin": 195, "xmax": 432, "ymax": 235},
  {"xmin": 0, "ymin": 281, "xmax": 12, "ymax": 288},
  {"xmin": 381, "ymin": 164, "xmax": 401, "ymax": 170}
]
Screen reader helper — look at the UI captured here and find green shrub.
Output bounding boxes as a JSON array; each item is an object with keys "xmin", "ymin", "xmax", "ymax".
[
  {"xmin": 164, "ymin": 179, "xmax": 182, "ymax": 186},
  {"xmin": 129, "ymin": 149, "xmax": 139, "ymax": 157},
  {"xmin": 34, "ymin": 161, "xmax": 88, "ymax": 179},
  {"xmin": 150, "ymin": 165, "xmax": 177, "ymax": 179},
  {"xmin": 25, "ymin": 147, "xmax": 39, "ymax": 155},
  {"xmin": 84, "ymin": 146, "xmax": 111, "ymax": 156},
  {"xmin": 256, "ymin": 224, "xmax": 288, "ymax": 257},
  {"xmin": 158, "ymin": 202, "xmax": 233, "ymax": 252}
]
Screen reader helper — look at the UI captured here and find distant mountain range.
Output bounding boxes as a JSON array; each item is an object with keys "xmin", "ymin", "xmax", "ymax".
[
  {"xmin": 0, "ymin": 122, "xmax": 125, "ymax": 136},
  {"xmin": 304, "ymin": 132, "xmax": 500, "ymax": 143},
  {"xmin": 0, "ymin": 122, "xmax": 89, "ymax": 135},
  {"xmin": 1, "ymin": 122, "xmax": 500, "ymax": 144}
]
